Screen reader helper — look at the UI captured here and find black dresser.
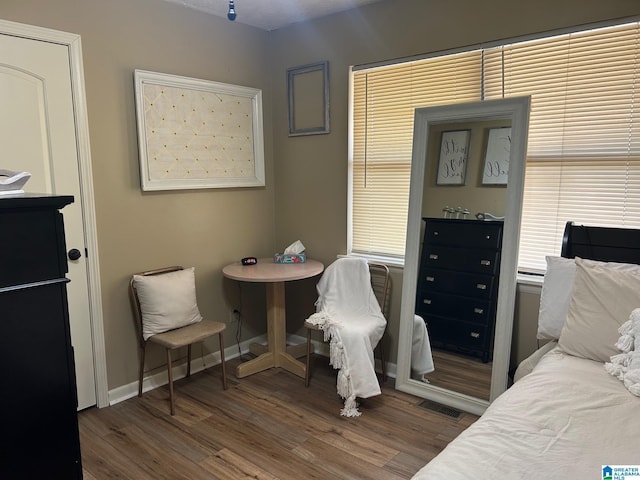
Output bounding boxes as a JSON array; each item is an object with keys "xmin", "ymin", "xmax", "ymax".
[
  {"xmin": 0, "ymin": 194, "xmax": 83, "ymax": 479},
  {"xmin": 416, "ymin": 217, "xmax": 503, "ymax": 362}
]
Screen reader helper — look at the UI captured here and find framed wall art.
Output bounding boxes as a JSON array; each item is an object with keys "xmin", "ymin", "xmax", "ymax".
[
  {"xmin": 436, "ymin": 129, "xmax": 471, "ymax": 185},
  {"xmin": 287, "ymin": 61, "xmax": 330, "ymax": 136},
  {"xmin": 482, "ymin": 127, "xmax": 511, "ymax": 185},
  {"xmin": 133, "ymin": 69, "xmax": 265, "ymax": 191}
]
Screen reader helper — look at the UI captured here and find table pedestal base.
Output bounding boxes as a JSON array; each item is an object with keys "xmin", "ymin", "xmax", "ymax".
[
  {"xmin": 235, "ymin": 347, "xmax": 308, "ymax": 378},
  {"xmin": 235, "ymin": 282, "xmax": 311, "ymax": 379}
]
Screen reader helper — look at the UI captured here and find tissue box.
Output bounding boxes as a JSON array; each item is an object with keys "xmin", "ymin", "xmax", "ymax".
[{"xmin": 273, "ymin": 253, "xmax": 306, "ymax": 264}]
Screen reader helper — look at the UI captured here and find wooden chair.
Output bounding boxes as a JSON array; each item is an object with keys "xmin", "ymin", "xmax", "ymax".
[
  {"xmin": 304, "ymin": 262, "xmax": 390, "ymax": 387},
  {"xmin": 129, "ymin": 266, "xmax": 228, "ymax": 415}
]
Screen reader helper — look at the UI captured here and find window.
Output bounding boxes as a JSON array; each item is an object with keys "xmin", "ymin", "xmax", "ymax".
[
  {"xmin": 350, "ymin": 51, "xmax": 482, "ymax": 259},
  {"xmin": 349, "ymin": 20, "xmax": 640, "ymax": 270},
  {"xmin": 486, "ymin": 23, "xmax": 640, "ymax": 271}
]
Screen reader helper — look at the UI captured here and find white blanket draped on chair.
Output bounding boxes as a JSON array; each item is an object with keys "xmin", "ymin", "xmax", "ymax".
[
  {"xmin": 411, "ymin": 314, "xmax": 435, "ymax": 381},
  {"xmin": 306, "ymin": 257, "xmax": 387, "ymax": 416}
]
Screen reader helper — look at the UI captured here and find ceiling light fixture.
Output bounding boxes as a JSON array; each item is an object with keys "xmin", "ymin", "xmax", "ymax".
[{"xmin": 227, "ymin": 0, "xmax": 237, "ymax": 21}]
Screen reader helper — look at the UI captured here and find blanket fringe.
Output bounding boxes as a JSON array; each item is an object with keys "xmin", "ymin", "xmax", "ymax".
[
  {"xmin": 332, "ymin": 333, "xmax": 361, "ymax": 416},
  {"xmin": 340, "ymin": 394, "xmax": 361, "ymax": 417},
  {"xmin": 605, "ymin": 309, "xmax": 640, "ymax": 396},
  {"xmin": 309, "ymin": 319, "xmax": 361, "ymax": 417},
  {"xmin": 616, "ymin": 334, "xmax": 634, "ymax": 353},
  {"xmin": 330, "ymin": 336, "xmax": 344, "ymax": 369},
  {"xmin": 306, "ymin": 309, "xmax": 372, "ymax": 416}
]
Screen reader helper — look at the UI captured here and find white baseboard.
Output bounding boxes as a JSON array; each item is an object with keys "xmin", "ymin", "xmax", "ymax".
[
  {"xmin": 107, "ymin": 335, "xmax": 266, "ymax": 405},
  {"xmin": 108, "ymin": 333, "xmax": 396, "ymax": 406}
]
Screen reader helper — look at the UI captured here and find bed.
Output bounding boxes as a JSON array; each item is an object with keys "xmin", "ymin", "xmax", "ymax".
[{"xmin": 412, "ymin": 222, "xmax": 640, "ymax": 479}]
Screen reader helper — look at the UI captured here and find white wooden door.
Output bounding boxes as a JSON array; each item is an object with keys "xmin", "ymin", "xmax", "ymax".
[{"xmin": 0, "ymin": 32, "xmax": 97, "ymax": 409}]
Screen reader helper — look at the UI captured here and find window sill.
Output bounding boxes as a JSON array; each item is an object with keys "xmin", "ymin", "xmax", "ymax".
[
  {"xmin": 342, "ymin": 253, "xmax": 405, "ymax": 269},
  {"xmin": 517, "ymin": 272, "xmax": 543, "ymax": 287}
]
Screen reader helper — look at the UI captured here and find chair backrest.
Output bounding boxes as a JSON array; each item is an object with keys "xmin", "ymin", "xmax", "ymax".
[
  {"xmin": 129, "ymin": 265, "xmax": 184, "ymax": 348},
  {"xmin": 368, "ymin": 262, "xmax": 390, "ymax": 318}
]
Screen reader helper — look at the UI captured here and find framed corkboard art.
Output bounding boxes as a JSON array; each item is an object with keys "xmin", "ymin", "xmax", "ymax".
[{"xmin": 134, "ymin": 70, "xmax": 265, "ymax": 191}]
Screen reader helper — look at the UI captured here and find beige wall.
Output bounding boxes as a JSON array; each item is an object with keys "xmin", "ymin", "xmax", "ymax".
[
  {"xmin": 513, "ymin": 285, "xmax": 543, "ymax": 367},
  {"xmin": 1, "ymin": 0, "xmax": 638, "ymax": 395},
  {"xmin": 0, "ymin": 0, "xmax": 275, "ymax": 390},
  {"xmin": 269, "ymin": 0, "xmax": 640, "ymax": 368}
]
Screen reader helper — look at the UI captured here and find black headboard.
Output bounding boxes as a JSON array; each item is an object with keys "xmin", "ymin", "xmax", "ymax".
[{"xmin": 561, "ymin": 221, "xmax": 640, "ymax": 264}]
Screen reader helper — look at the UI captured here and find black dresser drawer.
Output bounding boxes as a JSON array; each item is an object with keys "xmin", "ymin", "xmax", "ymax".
[
  {"xmin": 0, "ymin": 208, "xmax": 68, "ymax": 288},
  {"xmin": 425, "ymin": 219, "xmax": 502, "ymax": 249},
  {"xmin": 418, "ymin": 268, "xmax": 497, "ymax": 299},
  {"xmin": 420, "ymin": 245, "xmax": 500, "ymax": 275},
  {"xmin": 416, "ymin": 291, "xmax": 493, "ymax": 326},
  {"xmin": 423, "ymin": 315, "xmax": 491, "ymax": 352},
  {"xmin": 417, "ymin": 218, "xmax": 502, "ymax": 361}
]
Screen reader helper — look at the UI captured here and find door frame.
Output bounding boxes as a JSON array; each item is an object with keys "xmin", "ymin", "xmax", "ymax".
[{"xmin": 0, "ymin": 19, "xmax": 108, "ymax": 408}]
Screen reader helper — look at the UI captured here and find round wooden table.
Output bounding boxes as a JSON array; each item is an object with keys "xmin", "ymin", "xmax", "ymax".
[{"xmin": 223, "ymin": 258, "xmax": 324, "ymax": 378}]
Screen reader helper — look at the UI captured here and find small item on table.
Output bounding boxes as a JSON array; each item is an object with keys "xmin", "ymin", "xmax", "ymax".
[
  {"xmin": 454, "ymin": 207, "xmax": 469, "ymax": 219},
  {"xmin": 274, "ymin": 239, "xmax": 307, "ymax": 263},
  {"xmin": 475, "ymin": 212, "xmax": 505, "ymax": 221},
  {"xmin": 241, "ymin": 257, "xmax": 257, "ymax": 266}
]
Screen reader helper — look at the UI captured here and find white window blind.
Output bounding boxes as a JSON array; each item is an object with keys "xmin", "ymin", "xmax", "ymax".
[
  {"xmin": 350, "ymin": 51, "xmax": 482, "ymax": 257},
  {"xmin": 350, "ymin": 20, "xmax": 640, "ymax": 270},
  {"xmin": 484, "ymin": 22, "xmax": 640, "ymax": 271}
]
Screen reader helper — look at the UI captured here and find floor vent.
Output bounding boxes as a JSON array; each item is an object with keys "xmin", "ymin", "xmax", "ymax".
[{"xmin": 417, "ymin": 400, "xmax": 462, "ymax": 420}]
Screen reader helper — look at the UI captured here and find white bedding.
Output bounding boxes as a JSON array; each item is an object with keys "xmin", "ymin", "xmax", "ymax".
[{"xmin": 412, "ymin": 347, "xmax": 640, "ymax": 479}]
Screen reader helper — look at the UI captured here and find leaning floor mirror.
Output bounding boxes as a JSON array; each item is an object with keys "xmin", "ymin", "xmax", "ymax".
[{"xmin": 395, "ymin": 97, "xmax": 531, "ymax": 415}]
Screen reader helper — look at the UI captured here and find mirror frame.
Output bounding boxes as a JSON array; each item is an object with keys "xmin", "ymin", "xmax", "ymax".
[{"xmin": 395, "ymin": 97, "xmax": 531, "ymax": 415}]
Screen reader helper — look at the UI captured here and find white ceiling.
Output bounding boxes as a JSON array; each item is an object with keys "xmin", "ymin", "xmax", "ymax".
[{"xmin": 160, "ymin": 0, "xmax": 383, "ymax": 31}]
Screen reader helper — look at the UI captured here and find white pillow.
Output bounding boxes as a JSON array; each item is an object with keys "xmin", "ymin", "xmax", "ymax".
[
  {"xmin": 133, "ymin": 267, "xmax": 203, "ymax": 340},
  {"xmin": 558, "ymin": 258, "xmax": 640, "ymax": 362},
  {"xmin": 537, "ymin": 256, "xmax": 640, "ymax": 340},
  {"xmin": 537, "ymin": 256, "xmax": 576, "ymax": 340}
]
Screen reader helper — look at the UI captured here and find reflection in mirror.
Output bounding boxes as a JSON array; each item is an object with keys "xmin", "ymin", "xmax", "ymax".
[
  {"xmin": 416, "ymin": 119, "xmax": 510, "ymax": 402},
  {"xmin": 396, "ymin": 98, "xmax": 530, "ymax": 416}
]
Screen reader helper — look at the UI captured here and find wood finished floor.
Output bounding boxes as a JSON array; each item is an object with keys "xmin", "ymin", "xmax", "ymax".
[
  {"xmin": 425, "ymin": 349, "xmax": 492, "ymax": 401},
  {"xmin": 79, "ymin": 356, "xmax": 478, "ymax": 479}
]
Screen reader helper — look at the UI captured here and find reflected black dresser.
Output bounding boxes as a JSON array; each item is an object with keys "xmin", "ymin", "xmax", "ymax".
[
  {"xmin": 416, "ymin": 217, "xmax": 503, "ymax": 363},
  {"xmin": 0, "ymin": 194, "xmax": 82, "ymax": 479}
]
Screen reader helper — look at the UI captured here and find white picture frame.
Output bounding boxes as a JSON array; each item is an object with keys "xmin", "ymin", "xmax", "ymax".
[
  {"xmin": 134, "ymin": 69, "xmax": 265, "ymax": 191},
  {"xmin": 436, "ymin": 129, "xmax": 471, "ymax": 185},
  {"xmin": 482, "ymin": 127, "xmax": 511, "ymax": 185}
]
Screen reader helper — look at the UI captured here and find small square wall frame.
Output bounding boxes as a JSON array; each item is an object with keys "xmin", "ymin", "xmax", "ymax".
[{"xmin": 287, "ymin": 61, "xmax": 330, "ymax": 136}]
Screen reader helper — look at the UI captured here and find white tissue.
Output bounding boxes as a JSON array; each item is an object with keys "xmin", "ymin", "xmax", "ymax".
[{"xmin": 283, "ymin": 240, "xmax": 305, "ymax": 255}]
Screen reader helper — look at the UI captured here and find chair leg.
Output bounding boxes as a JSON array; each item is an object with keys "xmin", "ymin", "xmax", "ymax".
[
  {"xmin": 167, "ymin": 349, "xmax": 175, "ymax": 416},
  {"xmin": 138, "ymin": 344, "xmax": 146, "ymax": 397},
  {"xmin": 219, "ymin": 331, "xmax": 228, "ymax": 390},
  {"xmin": 187, "ymin": 344, "xmax": 192, "ymax": 377},
  {"xmin": 379, "ymin": 341, "xmax": 387, "ymax": 383},
  {"xmin": 305, "ymin": 327, "xmax": 312, "ymax": 387}
]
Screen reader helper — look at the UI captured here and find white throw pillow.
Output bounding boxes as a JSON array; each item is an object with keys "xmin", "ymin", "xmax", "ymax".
[
  {"xmin": 537, "ymin": 256, "xmax": 576, "ymax": 340},
  {"xmin": 133, "ymin": 267, "xmax": 203, "ymax": 340},
  {"xmin": 537, "ymin": 257, "xmax": 640, "ymax": 341},
  {"xmin": 558, "ymin": 258, "xmax": 640, "ymax": 362}
]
